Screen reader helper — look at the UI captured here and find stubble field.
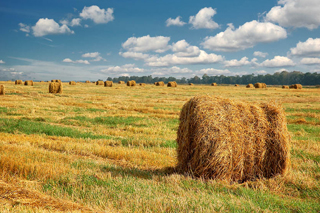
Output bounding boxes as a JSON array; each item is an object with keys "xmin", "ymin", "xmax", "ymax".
[{"xmin": 0, "ymin": 81, "xmax": 319, "ymax": 212}]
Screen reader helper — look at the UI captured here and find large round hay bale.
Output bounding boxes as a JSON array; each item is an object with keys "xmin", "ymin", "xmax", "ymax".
[
  {"xmin": 69, "ymin": 81, "xmax": 76, "ymax": 85},
  {"xmin": 282, "ymin": 85, "xmax": 289, "ymax": 89},
  {"xmin": 118, "ymin": 81, "xmax": 125, "ymax": 84},
  {"xmin": 189, "ymin": 83, "xmax": 194, "ymax": 86},
  {"xmin": 24, "ymin": 80, "xmax": 34, "ymax": 86},
  {"xmin": 176, "ymin": 95, "xmax": 290, "ymax": 182},
  {"xmin": 0, "ymin": 85, "xmax": 4, "ymax": 95},
  {"xmin": 49, "ymin": 82, "xmax": 63, "ymax": 94},
  {"xmin": 254, "ymin": 83, "xmax": 267, "ymax": 88},
  {"xmin": 246, "ymin": 84, "xmax": 254, "ymax": 88},
  {"xmin": 167, "ymin": 81, "xmax": 177, "ymax": 87},
  {"xmin": 156, "ymin": 81, "xmax": 165, "ymax": 86},
  {"xmin": 85, "ymin": 80, "xmax": 90, "ymax": 83},
  {"xmin": 127, "ymin": 80, "xmax": 136, "ymax": 86},
  {"xmin": 15, "ymin": 80, "xmax": 23, "ymax": 85},
  {"xmin": 154, "ymin": 82, "xmax": 157, "ymax": 85},
  {"xmin": 139, "ymin": 83, "xmax": 146, "ymax": 86},
  {"xmin": 104, "ymin": 81, "xmax": 113, "ymax": 87},
  {"xmin": 289, "ymin": 84, "xmax": 302, "ymax": 89},
  {"xmin": 211, "ymin": 83, "xmax": 217, "ymax": 86},
  {"xmin": 234, "ymin": 84, "xmax": 239, "ymax": 87},
  {"xmin": 96, "ymin": 81, "xmax": 104, "ymax": 85}
]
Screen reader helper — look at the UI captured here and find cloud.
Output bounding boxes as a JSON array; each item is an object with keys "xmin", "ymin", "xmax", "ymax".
[
  {"xmin": 80, "ymin": 5, "xmax": 114, "ymax": 24},
  {"xmin": 265, "ymin": 0, "xmax": 320, "ymax": 30},
  {"xmin": 260, "ymin": 56, "xmax": 295, "ymax": 67},
  {"xmin": 150, "ymin": 66, "xmax": 193, "ymax": 77},
  {"xmin": 196, "ymin": 68, "xmax": 231, "ymax": 76},
  {"xmin": 201, "ymin": 20, "xmax": 287, "ymax": 52},
  {"xmin": 0, "ymin": 60, "xmax": 5, "ymax": 64},
  {"xmin": 300, "ymin": 57, "xmax": 320, "ymax": 65},
  {"xmin": 253, "ymin": 51, "xmax": 268, "ymax": 58},
  {"xmin": 32, "ymin": 18, "xmax": 74, "ymax": 37},
  {"xmin": 290, "ymin": 38, "xmax": 320, "ymax": 56},
  {"xmin": 60, "ymin": 18, "xmax": 82, "ymax": 27},
  {"xmin": 254, "ymin": 70, "xmax": 268, "ymax": 75},
  {"xmin": 122, "ymin": 35, "xmax": 171, "ymax": 53},
  {"xmin": 19, "ymin": 23, "xmax": 30, "ymax": 33},
  {"xmin": 224, "ymin": 57, "xmax": 252, "ymax": 67},
  {"xmin": 172, "ymin": 40, "xmax": 200, "ymax": 57},
  {"xmin": 82, "ymin": 52, "xmax": 106, "ymax": 62},
  {"xmin": 189, "ymin": 7, "xmax": 219, "ymax": 29},
  {"xmin": 166, "ymin": 16, "xmax": 186, "ymax": 27},
  {"xmin": 62, "ymin": 58, "xmax": 90, "ymax": 64},
  {"xmin": 100, "ymin": 64, "xmax": 144, "ymax": 74},
  {"xmin": 119, "ymin": 52, "xmax": 150, "ymax": 60}
]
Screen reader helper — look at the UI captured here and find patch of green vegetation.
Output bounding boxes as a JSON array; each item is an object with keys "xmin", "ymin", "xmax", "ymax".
[
  {"xmin": 86, "ymin": 108, "xmax": 105, "ymax": 112},
  {"xmin": 0, "ymin": 107, "xmax": 22, "ymax": 116},
  {"xmin": 61, "ymin": 116, "xmax": 146, "ymax": 127},
  {"xmin": 292, "ymin": 149, "xmax": 320, "ymax": 164},
  {"xmin": 161, "ymin": 140, "xmax": 177, "ymax": 148},
  {"xmin": 286, "ymin": 108, "xmax": 320, "ymax": 113}
]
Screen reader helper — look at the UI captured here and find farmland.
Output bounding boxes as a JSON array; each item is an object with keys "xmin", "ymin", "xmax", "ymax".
[{"xmin": 0, "ymin": 81, "xmax": 320, "ymax": 212}]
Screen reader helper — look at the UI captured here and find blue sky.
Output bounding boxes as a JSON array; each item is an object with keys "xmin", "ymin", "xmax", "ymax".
[{"xmin": 1, "ymin": 0, "xmax": 320, "ymax": 81}]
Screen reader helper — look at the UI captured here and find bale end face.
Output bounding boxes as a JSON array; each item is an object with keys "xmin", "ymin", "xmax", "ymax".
[
  {"xmin": 189, "ymin": 83, "xmax": 194, "ymax": 86},
  {"xmin": 24, "ymin": 80, "xmax": 34, "ymax": 86},
  {"xmin": 176, "ymin": 96, "xmax": 290, "ymax": 182},
  {"xmin": 0, "ymin": 85, "xmax": 4, "ymax": 95},
  {"xmin": 211, "ymin": 83, "xmax": 217, "ymax": 86}
]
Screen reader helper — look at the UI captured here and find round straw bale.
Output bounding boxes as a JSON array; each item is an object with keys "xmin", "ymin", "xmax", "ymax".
[
  {"xmin": 189, "ymin": 83, "xmax": 194, "ymax": 86},
  {"xmin": 176, "ymin": 95, "xmax": 290, "ymax": 182},
  {"xmin": 96, "ymin": 80, "xmax": 104, "ymax": 85},
  {"xmin": 156, "ymin": 81, "xmax": 165, "ymax": 86},
  {"xmin": 49, "ymin": 82, "xmax": 63, "ymax": 94},
  {"xmin": 139, "ymin": 83, "xmax": 146, "ymax": 86},
  {"xmin": 167, "ymin": 81, "xmax": 177, "ymax": 87},
  {"xmin": 289, "ymin": 84, "xmax": 302, "ymax": 89},
  {"xmin": 0, "ymin": 85, "xmax": 5, "ymax": 95},
  {"xmin": 246, "ymin": 84, "xmax": 254, "ymax": 88},
  {"xmin": 15, "ymin": 80, "xmax": 23, "ymax": 85},
  {"xmin": 127, "ymin": 80, "xmax": 136, "ymax": 86},
  {"xmin": 254, "ymin": 83, "xmax": 267, "ymax": 88},
  {"xmin": 40, "ymin": 81, "xmax": 44, "ymax": 83},
  {"xmin": 282, "ymin": 85, "xmax": 289, "ymax": 89},
  {"xmin": 118, "ymin": 81, "xmax": 125, "ymax": 84},
  {"xmin": 85, "ymin": 80, "xmax": 90, "ymax": 83},
  {"xmin": 51, "ymin": 79, "xmax": 61, "ymax": 83},
  {"xmin": 235, "ymin": 84, "xmax": 239, "ymax": 87},
  {"xmin": 154, "ymin": 82, "xmax": 157, "ymax": 85},
  {"xmin": 104, "ymin": 81, "xmax": 113, "ymax": 87},
  {"xmin": 24, "ymin": 80, "xmax": 34, "ymax": 86},
  {"xmin": 211, "ymin": 83, "xmax": 217, "ymax": 86},
  {"xmin": 69, "ymin": 81, "xmax": 76, "ymax": 85}
]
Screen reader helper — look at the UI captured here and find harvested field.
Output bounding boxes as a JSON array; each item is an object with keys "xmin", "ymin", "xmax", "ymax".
[{"xmin": 0, "ymin": 82, "xmax": 319, "ymax": 212}]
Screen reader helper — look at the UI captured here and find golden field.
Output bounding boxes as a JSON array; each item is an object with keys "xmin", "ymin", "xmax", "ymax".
[{"xmin": 0, "ymin": 81, "xmax": 320, "ymax": 212}]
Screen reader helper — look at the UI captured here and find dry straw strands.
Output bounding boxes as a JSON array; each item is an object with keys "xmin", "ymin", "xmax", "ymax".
[
  {"xmin": 139, "ymin": 83, "xmax": 146, "ymax": 86},
  {"xmin": 69, "ymin": 81, "xmax": 76, "ymax": 85},
  {"xmin": 211, "ymin": 83, "xmax": 217, "ymax": 86},
  {"xmin": 0, "ymin": 85, "xmax": 4, "ymax": 95},
  {"xmin": 289, "ymin": 84, "xmax": 302, "ymax": 89},
  {"xmin": 254, "ymin": 83, "xmax": 267, "ymax": 88},
  {"xmin": 176, "ymin": 95, "xmax": 290, "ymax": 182},
  {"xmin": 96, "ymin": 80, "xmax": 104, "ymax": 85},
  {"xmin": 156, "ymin": 81, "xmax": 165, "ymax": 86},
  {"xmin": 85, "ymin": 80, "xmax": 90, "ymax": 83},
  {"xmin": 104, "ymin": 81, "xmax": 113, "ymax": 87},
  {"xmin": 118, "ymin": 81, "xmax": 125, "ymax": 84},
  {"xmin": 24, "ymin": 80, "xmax": 34, "ymax": 86},
  {"xmin": 167, "ymin": 81, "xmax": 177, "ymax": 87},
  {"xmin": 246, "ymin": 84, "xmax": 254, "ymax": 88},
  {"xmin": 282, "ymin": 85, "xmax": 289, "ymax": 89},
  {"xmin": 15, "ymin": 80, "xmax": 23, "ymax": 85},
  {"xmin": 127, "ymin": 80, "xmax": 136, "ymax": 86},
  {"xmin": 49, "ymin": 82, "xmax": 63, "ymax": 94}
]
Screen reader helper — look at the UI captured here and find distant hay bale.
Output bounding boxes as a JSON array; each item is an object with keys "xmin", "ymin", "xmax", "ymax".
[
  {"xmin": 139, "ymin": 83, "xmax": 146, "ymax": 86},
  {"xmin": 154, "ymin": 82, "xmax": 157, "ymax": 85},
  {"xmin": 167, "ymin": 81, "xmax": 177, "ymax": 87},
  {"xmin": 176, "ymin": 95, "xmax": 290, "ymax": 182},
  {"xmin": 85, "ymin": 81, "xmax": 90, "ymax": 83},
  {"xmin": 15, "ymin": 80, "xmax": 23, "ymax": 85},
  {"xmin": 254, "ymin": 83, "xmax": 267, "ymax": 88},
  {"xmin": 0, "ymin": 85, "xmax": 4, "ymax": 95},
  {"xmin": 246, "ymin": 84, "xmax": 254, "ymax": 88},
  {"xmin": 51, "ymin": 79, "xmax": 61, "ymax": 83},
  {"xmin": 118, "ymin": 81, "xmax": 125, "ymax": 84},
  {"xmin": 127, "ymin": 80, "xmax": 136, "ymax": 86},
  {"xmin": 211, "ymin": 83, "xmax": 217, "ymax": 86},
  {"xmin": 289, "ymin": 84, "xmax": 302, "ymax": 89},
  {"xmin": 40, "ymin": 81, "xmax": 44, "ymax": 83},
  {"xmin": 235, "ymin": 84, "xmax": 239, "ymax": 87},
  {"xmin": 282, "ymin": 85, "xmax": 289, "ymax": 89},
  {"xmin": 104, "ymin": 81, "xmax": 113, "ymax": 87},
  {"xmin": 96, "ymin": 81, "xmax": 104, "ymax": 85},
  {"xmin": 156, "ymin": 81, "xmax": 165, "ymax": 86},
  {"xmin": 69, "ymin": 81, "xmax": 76, "ymax": 85},
  {"xmin": 49, "ymin": 82, "xmax": 63, "ymax": 94},
  {"xmin": 24, "ymin": 80, "xmax": 34, "ymax": 86},
  {"xmin": 189, "ymin": 83, "xmax": 194, "ymax": 86}
]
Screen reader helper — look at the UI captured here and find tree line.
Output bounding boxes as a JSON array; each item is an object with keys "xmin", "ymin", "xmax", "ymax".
[{"xmin": 106, "ymin": 71, "xmax": 320, "ymax": 85}]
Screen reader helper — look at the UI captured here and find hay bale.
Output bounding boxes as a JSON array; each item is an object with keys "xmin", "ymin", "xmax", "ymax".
[
  {"xmin": 156, "ymin": 81, "xmax": 165, "ymax": 86},
  {"xmin": 104, "ymin": 81, "xmax": 113, "ymax": 87},
  {"xmin": 167, "ymin": 81, "xmax": 177, "ymax": 87},
  {"xmin": 15, "ymin": 80, "xmax": 23, "ymax": 85},
  {"xmin": 96, "ymin": 81, "xmax": 104, "ymax": 85},
  {"xmin": 118, "ymin": 81, "xmax": 125, "ymax": 84},
  {"xmin": 246, "ymin": 84, "xmax": 254, "ymax": 88},
  {"xmin": 69, "ymin": 81, "xmax": 76, "ymax": 85},
  {"xmin": 139, "ymin": 83, "xmax": 146, "ymax": 86},
  {"xmin": 40, "ymin": 81, "xmax": 44, "ymax": 83},
  {"xmin": 24, "ymin": 80, "xmax": 34, "ymax": 86},
  {"xmin": 0, "ymin": 85, "xmax": 4, "ymax": 95},
  {"xmin": 85, "ymin": 80, "xmax": 90, "ymax": 83},
  {"xmin": 289, "ymin": 84, "xmax": 302, "ymax": 89},
  {"xmin": 282, "ymin": 85, "xmax": 289, "ymax": 89},
  {"xmin": 211, "ymin": 83, "xmax": 217, "ymax": 86},
  {"xmin": 154, "ymin": 82, "xmax": 157, "ymax": 85},
  {"xmin": 189, "ymin": 83, "xmax": 194, "ymax": 86},
  {"xmin": 127, "ymin": 80, "xmax": 136, "ymax": 86},
  {"xmin": 176, "ymin": 95, "xmax": 290, "ymax": 182},
  {"xmin": 49, "ymin": 82, "xmax": 63, "ymax": 94},
  {"xmin": 235, "ymin": 84, "xmax": 239, "ymax": 87},
  {"xmin": 51, "ymin": 79, "xmax": 61, "ymax": 83},
  {"xmin": 254, "ymin": 83, "xmax": 267, "ymax": 88}
]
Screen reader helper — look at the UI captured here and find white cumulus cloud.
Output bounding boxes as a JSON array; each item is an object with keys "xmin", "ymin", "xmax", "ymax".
[
  {"xmin": 122, "ymin": 35, "xmax": 171, "ymax": 53},
  {"xmin": 19, "ymin": 23, "xmax": 30, "ymax": 33},
  {"xmin": 260, "ymin": 56, "xmax": 295, "ymax": 67},
  {"xmin": 62, "ymin": 58, "xmax": 90, "ymax": 64},
  {"xmin": 100, "ymin": 64, "xmax": 144, "ymax": 74},
  {"xmin": 201, "ymin": 20, "xmax": 287, "ymax": 52},
  {"xmin": 224, "ymin": 57, "xmax": 252, "ymax": 67},
  {"xmin": 166, "ymin": 16, "xmax": 186, "ymax": 27},
  {"xmin": 82, "ymin": 52, "xmax": 106, "ymax": 62},
  {"xmin": 119, "ymin": 52, "xmax": 150, "ymax": 60},
  {"xmin": 0, "ymin": 60, "xmax": 5, "ymax": 64},
  {"xmin": 290, "ymin": 38, "xmax": 320, "ymax": 56},
  {"xmin": 189, "ymin": 7, "xmax": 219, "ymax": 30},
  {"xmin": 196, "ymin": 68, "xmax": 231, "ymax": 76},
  {"xmin": 265, "ymin": 0, "xmax": 320, "ymax": 30},
  {"xmin": 253, "ymin": 51, "xmax": 268, "ymax": 58},
  {"xmin": 80, "ymin": 5, "xmax": 114, "ymax": 24},
  {"xmin": 300, "ymin": 57, "xmax": 320, "ymax": 65},
  {"xmin": 172, "ymin": 40, "xmax": 201, "ymax": 57},
  {"xmin": 32, "ymin": 18, "xmax": 74, "ymax": 37}
]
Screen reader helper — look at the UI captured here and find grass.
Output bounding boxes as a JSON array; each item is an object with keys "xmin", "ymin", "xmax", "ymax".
[{"xmin": 0, "ymin": 81, "xmax": 319, "ymax": 212}]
